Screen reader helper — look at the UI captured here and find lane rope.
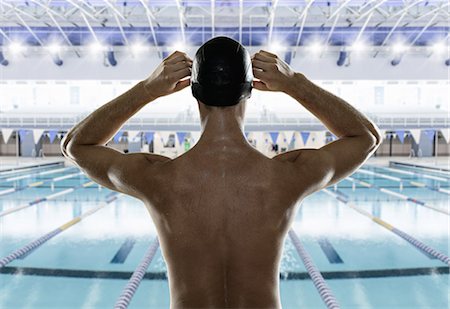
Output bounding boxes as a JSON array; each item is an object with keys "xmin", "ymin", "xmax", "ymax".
[
  {"xmin": 0, "ymin": 180, "xmax": 96, "ymax": 217},
  {"xmin": 3, "ymin": 167, "xmax": 75, "ymax": 182},
  {"xmin": 0, "ymin": 193, "xmax": 121, "ymax": 268},
  {"xmin": 0, "ymin": 162, "xmax": 64, "ymax": 177},
  {"xmin": 363, "ymin": 166, "xmax": 450, "ymax": 196},
  {"xmin": 374, "ymin": 165, "xmax": 448, "ymax": 182},
  {"xmin": 347, "ymin": 176, "xmax": 449, "ymax": 215},
  {"xmin": 114, "ymin": 238, "xmax": 160, "ymax": 309},
  {"xmin": 0, "ymin": 170, "xmax": 83, "ymax": 197},
  {"xmin": 323, "ymin": 189, "xmax": 450, "ymax": 266},
  {"xmin": 288, "ymin": 230, "xmax": 340, "ymax": 309}
]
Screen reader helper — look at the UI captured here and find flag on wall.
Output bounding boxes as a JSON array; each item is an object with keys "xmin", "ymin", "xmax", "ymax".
[
  {"xmin": 409, "ymin": 129, "xmax": 421, "ymax": 144},
  {"xmin": 300, "ymin": 132, "xmax": 310, "ymax": 145},
  {"xmin": 48, "ymin": 131, "xmax": 58, "ymax": 143},
  {"xmin": 144, "ymin": 132, "xmax": 154, "ymax": 143},
  {"xmin": 269, "ymin": 132, "xmax": 279, "ymax": 144},
  {"xmin": 176, "ymin": 132, "xmax": 187, "ymax": 145},
  {"xmin": 395, "ymin": 130, "xmax": 405, "ymax": 143},
  {"xmin": 1, "ymin": 128, "xmax": 14, "ymax": 143},
  {"xmin": 32, "ymin": 129, "xmax": 45, "ymax": 144},
  {"xmin": 440, "ymin": 128, "xmax": 450, "ymax": 143},
  {"xmin": 113, "ymin": 130, "xmax": 124, "ymax": 143}
]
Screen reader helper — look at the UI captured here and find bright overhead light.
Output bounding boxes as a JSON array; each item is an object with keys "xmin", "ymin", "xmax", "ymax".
[
  {"xmin": 267, "ymin": 41, "xmax": 285, "ymax": 53},
  {"xmin": 46, "ymin": 43, "xmax": 61, "ymax": 54},
  {"xmin": 89, "ymin": 42, "xmax": 105, "ymax": 53},
  {"xmin": 308, "ymin": 41, "xmax": 324, "ymax": 53},
  {"xmin": 392, "ymin": 42, "xmax": 408, "ymax": 54},
  {"xmin": 431, "ymin": 42, "xmax": 447, "ymax": 54},
  {"xmin": 131, "ymin": 42, "xmax": 146, "ymax": 54},
  {"xmin": 8, "ymin": 42, "xmax": 26, "ymax": 54},
  {"xmin": 170, "ymin": 41, "xmax": 186, "ymax": 52},
  {"xmin": 351, "ymin": 41, "xmax": 367, "ymax": 52}
]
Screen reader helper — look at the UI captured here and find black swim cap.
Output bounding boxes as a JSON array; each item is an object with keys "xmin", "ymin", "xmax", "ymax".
[{"xmin": 191, "ymin": 36, "xmax": 253, "ymax": 107}]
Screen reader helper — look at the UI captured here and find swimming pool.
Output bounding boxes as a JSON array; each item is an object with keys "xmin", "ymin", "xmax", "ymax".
[{"xmin": 0, "ymin": 159, "xmax": 448, "ymax": 308}]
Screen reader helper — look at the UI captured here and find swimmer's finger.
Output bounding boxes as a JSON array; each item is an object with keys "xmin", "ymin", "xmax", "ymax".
[
  {"xmin": 165, "ymin": 50, "xmax": 186, "ymax": 60},
  {"xmin": 166, "ymin": 54, "xmax": 192, "ymax": 64},
  {"xmin": 169, "ymin": 60, "xmax": 192, "ymax": 72},
  {"xmin": 174, "ymin": 78, "xmax": 191, "ymax": 92},
  {"xmin": 253, "ymin": 53, "xmax": 277, "ymax": 63},
  {"xmin": 252, "ymin": 59, "xmax": 273, "ymax": 72},
  {"xmin": 252, "ymin": 68, "xmax": 267, "ymax": 80},
  {"xmin": 253, "ymin": 80, "xmax": 269, "ymax": 91},
  {"xmin": 259, "ymin": 50, "xmax": 278, "ymax": 58},
  {"xmin": 172, "ymin": 67, "xmax": 191, "ymax": 81}
]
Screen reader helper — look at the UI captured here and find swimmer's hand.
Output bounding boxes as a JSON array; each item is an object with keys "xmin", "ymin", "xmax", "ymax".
[
  {"xmin": 251, "ymin": 50, "xmax": 296, "ymax": 93},
  {"xmin": 142, "ymin": 51, "xmax": 193, "ymax": 100}
]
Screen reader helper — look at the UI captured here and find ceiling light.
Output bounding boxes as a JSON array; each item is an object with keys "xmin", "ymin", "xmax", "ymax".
[
  {"xmin": 8, "ymin": 42, "xmax": 26, "ymax": 54},
  {"xmin": 308, "ymin": 42, "xmax": 324, "ymax": 54},
  {"xmin": 89, "ymin": 42, "xmax": 105, "ymax": 53},
  {"xmin": 131, "ymin": 42, "xmax": 146, "ymax": 54},
  {"xmin": 392, "ymin": 42, "xmax": 408, "ymax": 54},
  {"xmin": 431, "ymin": 42, "xmax": 447, "ymax": 54},
  {"xmin": 47, "ymin": 43, "xmax": 61, "ymax": 54},
  {"xmin": 267, "ymin": 41, "xmax": 285, "ymax": 53},
  {"xmin": 351, "ymin": 41, "xmax": 367, "ymax": 52},
  {"xmin": 170, "ymin": 41, "xmax": 186, "ymax": 52}
]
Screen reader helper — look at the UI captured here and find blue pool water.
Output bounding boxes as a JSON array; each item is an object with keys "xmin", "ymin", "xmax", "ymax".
[{"xmin": 0, "ymin": 160, "xmax": 448, "ymax": 308}]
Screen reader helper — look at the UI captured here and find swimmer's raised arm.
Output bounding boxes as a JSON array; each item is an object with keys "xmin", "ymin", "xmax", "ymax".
[
  {"xmin": 61, "ymin": 51, "xmax": 192, "ymax": 199},
  {"xmin": 252, "ymin": 50, "xmax": 382, "ymax": 195}
]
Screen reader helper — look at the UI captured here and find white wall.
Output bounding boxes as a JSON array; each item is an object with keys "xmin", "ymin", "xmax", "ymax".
[{"xmin": 0, "ymin": 50, "xmax": 448, "ymax": 116}]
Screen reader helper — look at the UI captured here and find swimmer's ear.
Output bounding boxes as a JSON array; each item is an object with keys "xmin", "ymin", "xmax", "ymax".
[
  {"xmin": 253, "ymin": 80, "xmax": 269, "ymax": 91},
  {"xmin": 174, "ymin": 78, "xmax": 191, "ymax": 92}
]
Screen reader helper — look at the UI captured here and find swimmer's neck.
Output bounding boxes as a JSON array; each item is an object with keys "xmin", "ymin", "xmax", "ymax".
[{"xmin": 197, "ymin": 101, "xmax": 248, "ymax": 146}]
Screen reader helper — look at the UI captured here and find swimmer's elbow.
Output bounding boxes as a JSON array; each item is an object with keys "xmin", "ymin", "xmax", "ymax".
[
  {"xmin": 60, "ymin": 136, "xmax": 81, "ymax": 162},
  {"xmin": 365, "ymin": 131, "xmax": 381, "ymax": 153},
  {"xmin": 60, "ymin": 135, "xmax": 72, "ymax": 159}
]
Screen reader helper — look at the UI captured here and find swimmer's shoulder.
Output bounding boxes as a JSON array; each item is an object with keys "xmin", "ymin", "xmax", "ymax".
[
  {"xmin": 272, "ymin": 148, "xmax": 321, "ymax": 165},
  {"xmin": 272, "ymin": 148, "xmax": 332, "ymax": 193}
]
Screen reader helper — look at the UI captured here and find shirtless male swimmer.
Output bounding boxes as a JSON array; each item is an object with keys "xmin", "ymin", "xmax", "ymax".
[{"xmin": 61, "ymin": 36, "xmax": 381, "ymax": 308}]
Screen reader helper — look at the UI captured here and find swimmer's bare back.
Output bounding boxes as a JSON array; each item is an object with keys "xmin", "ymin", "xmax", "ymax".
[{"xmin": 61, "ymin": 50, "xmax": 381, "ymax": 308}]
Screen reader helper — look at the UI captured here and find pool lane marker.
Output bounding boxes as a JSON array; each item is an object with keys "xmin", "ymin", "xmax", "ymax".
[
  {"xmin": 357, "ymin": 168, "xmax": 402, "ymax": 182},
  {"xmin": 373, "ymin": 166, "xmax": 448, "ymax": 182},
  {"xmin": 347, "ymin": 176, "xmax": 449, "ymax": 216},
  {"xmin": 3, "ymin": 166, "xmax": 75, "ymax": 182},
  {"xmin": 288, "ymin": 230, "xmax": 340, "ymax": 309},
  {"xmin": 0, "ymin": 193, "xmax": 122, "ymax": 268},
  {"xmin": 0, "ymin": 163, "xmax": 64, "ymax": 177},
  {"xmin": 110, "ymin": 238, "xmax": 137, "ymax": 264},
  {"xmin": 114, "ymin": 238, "xmax": 160, "ymax": 309},
  {"xmin": 0, "ymin": 171, "xmax": 84, "ymax": 197},
  {"xmin": 318, "ymin": 238, "xmax": 344, "ymax": 264},
  {"xmin": 390, "ymin": 162, "xmax": 450, "ymax": 176},
  {"xmin": 0, "ymin": 180, "xmax": 97, "ymax": 217},
  {"xmin": 323, "ymin": 189, "xmax": 450, "ymax": 266},
  {"xmin": 362, "ymin": 167, "xmax": 450, "ymax": 196}
]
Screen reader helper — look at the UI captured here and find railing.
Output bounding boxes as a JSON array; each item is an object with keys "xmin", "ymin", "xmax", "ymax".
[{"xmin": 0, "ymin": 112, "xmax": 449, "ymax": 130}]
